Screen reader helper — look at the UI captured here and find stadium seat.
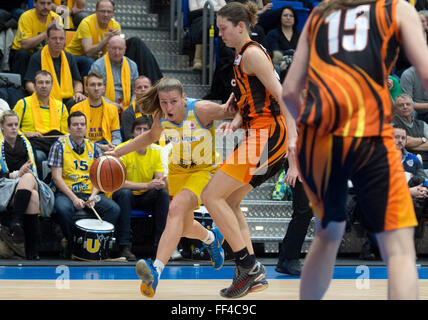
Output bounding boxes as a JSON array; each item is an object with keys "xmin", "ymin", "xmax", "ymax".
[
  {"xmin": 295, "ymin": 7, "xmax": 310, "ymax": 31},
  {"xmin": 270, "ymin": 1, "xmax": 304, "ymax": 10}
]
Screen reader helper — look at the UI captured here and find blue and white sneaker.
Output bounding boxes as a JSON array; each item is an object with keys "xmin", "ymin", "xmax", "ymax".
[
  {"xmin": 136, "ymin": 259, "xmax": 159, "ymax": 298},
  {"xmin": 204, "ymin": 227, "xmax": 225, "ymax": 270}
]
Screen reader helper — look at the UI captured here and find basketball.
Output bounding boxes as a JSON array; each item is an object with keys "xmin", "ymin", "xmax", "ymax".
[{"xmin": 89, "ymin": 155, "xmax": 126, "ymax": 193}]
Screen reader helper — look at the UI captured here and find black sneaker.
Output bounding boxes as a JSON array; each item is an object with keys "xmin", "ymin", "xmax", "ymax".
[
  {"xmin": 275, "ymin": 258, "xmax": 302, "ymax": 275},
  {"xmin": 220, "ymin": 261, "xmax": 268, "ymax": 298}
]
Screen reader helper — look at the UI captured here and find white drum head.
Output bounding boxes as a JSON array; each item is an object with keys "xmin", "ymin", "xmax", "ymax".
[{"xmin": 75, "ymin": 219, "xmax": 114, "ymax": 232}]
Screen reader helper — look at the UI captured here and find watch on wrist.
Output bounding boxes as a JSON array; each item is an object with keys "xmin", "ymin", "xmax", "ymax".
[{"xmin": 422, "ymin": 137, "xmax": 427, "ymax": 144}]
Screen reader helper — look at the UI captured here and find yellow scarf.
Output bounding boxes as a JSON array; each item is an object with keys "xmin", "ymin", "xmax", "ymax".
[
  {"xmin": 54, "ymin": 0, "xmax": 74, "ymax": 28},
  {"xmin": 104, "ymin": 53, "xmax": 131, "ymax": 109},
  {"xmin": 30, "ymin": 93, "xmax": 61, "ymax": 134},
  {"xmin": 90, "ymin": 14, "xmax": 115, "ymax": 58},
  {"xmin": 41, "ymin": 45, "xmax": 74, "ymax": 101},
  {"xmin": 77, "ymin": 97, "xmax": 113, "ymax": 142},
  {"xmin": 132, "ymin": 100, "xmax": 142, "ymax": 118}
]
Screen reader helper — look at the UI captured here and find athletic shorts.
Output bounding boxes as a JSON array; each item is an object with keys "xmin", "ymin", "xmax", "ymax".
[
  {"xmin": 220, "ymin": 115, "xmax": 287, "ymax": 188},
  {"xmin": 168, "ymin": 168, "xmax": 217, "ymax": 207},
  {"xmin": 297, "ymin": 125, "xmax": 417, "ymax": 233}
]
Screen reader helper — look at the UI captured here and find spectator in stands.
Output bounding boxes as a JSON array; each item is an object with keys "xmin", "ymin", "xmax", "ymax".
[
  {"xmin": 9, "ymin": 0, "xmax": 61, "ymax": 82},
  {"xmin": 188, "ymin": 0, "xmax": 227, "ymax": 70},
  {"xmin": 24, "ymin": 24, "xmax": 85, "ymax": 112},
  {"xmin": 65, "ymin": 0, "xmax": 121, "ymax": 76},
  {"xmin": 400, "ymin": 65, "xmax": 428, "ymax": 124},
  {"xmin": 394, "ymin": 125, "xmax": 427, "ymax": 179},
  {"xmin": 112, "ymin": 116, "xmax": 169, "ymax": 260},
  {"xmin": 48, "ymin": 110, "xmax": 121, "ymax": 258},
  {"xmin": 70, "ymin": 71, "xmax": 121, "ymax": 152},
  {"xmin": 0, "ymin": 110, "xmax": 55, "ymax": 260},
  {"xmin": 13, "ymin": 70, "xmax": 69, "ymax": 178},
  {"xmin": 391, "ymin": 93, "xmax": 428, "ymax": 169},
  {"xmin": 388, "ymin": 75, "xmax": 402, "ymax": 101},
  {"xmin": 121, "ymin": 75, "xmax": 152, "ymax": 141},
  {"xmin": 89, "ymin": 35, "xmax": 138, "ymax": 113},
  {"xmin": 419, "ymin": 11, "xmax": 428, "ymax": 42},
  {"xmin": 52, "ymin": 0, "xmax": 87, "ymax": 29},
  {"xmin": 266, "ymin": 6, "xmax": 300, "ymax": 81}
]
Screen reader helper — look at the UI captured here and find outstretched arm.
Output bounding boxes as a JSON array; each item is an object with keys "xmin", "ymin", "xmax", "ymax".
[{"xmin": 106, "ymin": 112, "xmax": 163, "ymax": 157}]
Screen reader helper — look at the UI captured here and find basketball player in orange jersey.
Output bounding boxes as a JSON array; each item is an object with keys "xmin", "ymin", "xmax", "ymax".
[
  {"xmin": 200, "ymin": 1, "xmax": 298, "ymax": 298},
  {"xmin": 282, "ymin": 0, "xmax": 428, "ymax": 299},
  {"xmin": 106, "ymin": 77, "xmax": 237, "ymax": 298}
]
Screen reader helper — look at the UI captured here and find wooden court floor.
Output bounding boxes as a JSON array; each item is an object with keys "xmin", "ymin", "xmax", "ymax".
[{"xmin": 2, "ymin": 278, "xmax": 428, "ymax": 300}]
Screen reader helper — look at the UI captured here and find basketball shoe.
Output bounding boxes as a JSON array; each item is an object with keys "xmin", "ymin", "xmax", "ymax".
[
  {"xmin": 203, "ymin": 227, "xmax": 225, "ymax": 270},
  {"xmin": 220, "ymin": 261, "xmax": 268, "ymax": 298},
  {"xmin": 136, "ymin": 259, "xmax": 159, "ymax": 298}
]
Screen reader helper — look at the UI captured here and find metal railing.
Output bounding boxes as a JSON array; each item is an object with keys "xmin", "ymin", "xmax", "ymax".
[
  {"xmin": 202, "ymin": 0, "xmax": 215, "ymax": 86},
  {"xmin": 170, "ymin": 0, "xmax": 215, "ymax": 85}
]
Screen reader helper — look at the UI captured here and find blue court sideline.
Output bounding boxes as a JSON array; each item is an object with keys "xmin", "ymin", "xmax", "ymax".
[{"xmin": 1, "ymin": 265, "xmax": 428, "ymax": 280}]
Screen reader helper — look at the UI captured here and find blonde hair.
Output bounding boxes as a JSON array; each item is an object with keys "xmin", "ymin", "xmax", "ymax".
[
  {"xmin": 136, "ymin": 77, "xmax": 184, "ymax": 117},
  {"xmin": 0, "ymin": 110, "xmax": 18, "ymax": 125},
  {"xmin": 315, "ymin": 0, "xmax": 386, "ymax": 18},
  {"xmin": 217, "ymin": 1, "xmax": 258, "ymax": 30}
]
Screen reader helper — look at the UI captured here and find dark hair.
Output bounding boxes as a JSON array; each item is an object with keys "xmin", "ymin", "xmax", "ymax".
[
  {"xmin": 392, "ymin": 124, "xmax": 408, "ymax": 134},
  {"xmin": 86, "ymin": 71, "xmax": 105, "ymax": 86},
  {"xmin": 132, "ymin": 115, "xmax": 153, "ymax": 132},
  {"xmin": 68, "ymin": 111, "xmax": 87, "ymax": 127},
  {"xmin": 34, "ymin": 70, "xmax": 53, "ymax": 82},
  {"xmin": 46, "ymin": 23, "xmax": 65, "ymax": 38},
  {"xmin": 280, "ymin": 6, "xmax": 298, "ymax": 32}
]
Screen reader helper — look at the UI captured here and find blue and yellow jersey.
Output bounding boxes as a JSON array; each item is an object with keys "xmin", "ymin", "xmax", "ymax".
[
  {"xmin": 160, "ymin": 98, "xmax": 217, "ymax": 174},
  {"xmin": 58, "ymin": 135, "xmax": 96, "ymax": 194}
]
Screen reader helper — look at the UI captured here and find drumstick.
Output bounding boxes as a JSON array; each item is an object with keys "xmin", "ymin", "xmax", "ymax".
[
  {"xmin": 84, "ymin": 196, "xmax": 103, "ymax": 223},
  {"xmin": 89, "ymin": 205, "xmax": 104, "ymax": 223}
]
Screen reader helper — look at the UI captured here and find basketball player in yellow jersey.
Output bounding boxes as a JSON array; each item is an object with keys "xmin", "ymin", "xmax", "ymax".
[
  {"xmin": 283, "ymin": 0, "xmax": 428, "ymax": 299},
  {"xmin": 107, "ymin": 77, "xmax": 237, "ymax": 298}
]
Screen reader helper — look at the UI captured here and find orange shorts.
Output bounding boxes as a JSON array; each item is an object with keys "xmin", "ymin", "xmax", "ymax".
[
  {"xmin": 220, "ymin": 115, "xmax": 287, "ymax": 188},
  {"xmin": 297, "ymin": 125, "xmax": 417, "ymax": 233}
]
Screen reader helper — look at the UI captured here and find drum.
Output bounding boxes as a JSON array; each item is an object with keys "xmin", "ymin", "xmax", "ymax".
[{"xmin": 73, "ymin": 219, "xmax": 116, "ymax": 261}]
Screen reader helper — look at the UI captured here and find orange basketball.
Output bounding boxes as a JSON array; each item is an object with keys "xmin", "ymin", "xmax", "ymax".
[{"xmin": 89, "ymin": 156, "xmax": 126, "ymax": 193}]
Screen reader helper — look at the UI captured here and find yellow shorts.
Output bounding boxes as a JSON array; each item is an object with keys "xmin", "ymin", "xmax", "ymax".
[{"xmin": 168, "ymin": 168, "xmax": 216, "ymax": 206}]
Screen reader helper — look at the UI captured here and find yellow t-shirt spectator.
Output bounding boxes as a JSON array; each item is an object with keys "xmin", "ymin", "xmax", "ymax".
[
  {"xmin": 11, "ymin": 9, "xmax": 61, "ymax": 53},
  {"xmin": 65, "ymin": 13, "xmax": 121, "ymax": 58},
  {"xmin": 119, "ymin": 141, "xmax": 165, "ymax": 195},
  {"xmin": 13, "ymin": 96, "xmax": 69, "ymax": 134},
  {"xmin": 70, "ymin": 97, "xmax": 120, "ymax": 143}
]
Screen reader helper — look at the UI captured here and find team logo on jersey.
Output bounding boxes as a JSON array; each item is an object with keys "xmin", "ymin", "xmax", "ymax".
[
  {"xmin": 406, "ymin": 159, "xmax": 414, "ymax": 167},
  {"xmin": 231, "ymin": 79, "xmax": 236, "ymax": 87},
  {"xmin": 234, "ymin": 54, "xmax": 242, "ymax": 65}
]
